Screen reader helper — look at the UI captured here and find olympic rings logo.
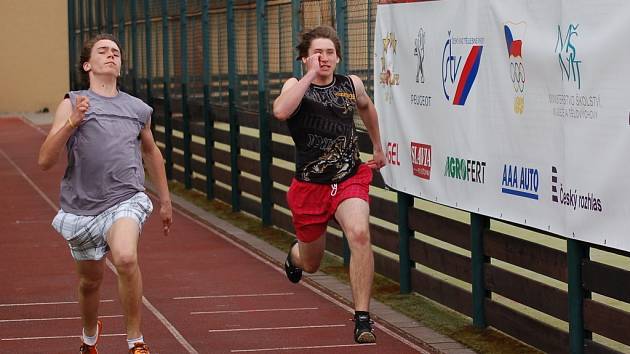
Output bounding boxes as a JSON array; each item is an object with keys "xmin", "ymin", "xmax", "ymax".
[{"xmin": 510, "ymin": 62, "xmax": 525, "ymax": 93}]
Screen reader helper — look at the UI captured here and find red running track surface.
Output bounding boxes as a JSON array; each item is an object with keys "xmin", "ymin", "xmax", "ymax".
[{"xmin": 0, "ymin": 117, "xmax": 425, "ymax": 353}]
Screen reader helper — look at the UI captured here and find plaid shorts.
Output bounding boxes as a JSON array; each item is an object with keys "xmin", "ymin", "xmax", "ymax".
[
  {"xmin": 287, "ymin": 164, "xmax": 372, "ymax": 243},
  {"xmin": 52, "ymin": 192, "xmax": 153, "ymax": 261}
]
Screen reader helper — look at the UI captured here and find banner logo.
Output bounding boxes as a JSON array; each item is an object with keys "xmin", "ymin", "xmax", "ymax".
[
  {"xmin": 555, "ymin": 24, "xmax": 582, "ymax": 89},
  {"xmin": 441, "ymin": 31, "xmax": 484, "ymax": 106},
  {"xmin": 504, "ymin": 22, "xmax": 526, "ymax": 114},
  {"xmin": 445, "ymin": 156, "xmax": 486, "ymax": 184},
  {"xmin": 501, "ymin": 164, "xmax": 539, "ymax": 200},
  {"xmin": 411, "ymin": 142, "xmax": 431, "ymax": 180},
  {"xmin": 414, "ymin": 27, "xmax": 426, "ymax": 83},
  {"xmin": 551, "ymin": 166, "xmax": 603, "ymax": 212},
  {"xmin": 549, "ymin": 23, "xmax": 600, "ymax": 120},
  {"xmin": 379, "ymin": 32, "xmax": 400, "ymax": 104},
  {"xmin": 386, "ymin": 142, "xmax": 401, "ymax": 166},
  {"xmin": 411, "ymin": 27, "xmax": 432, "ymax": 108}
]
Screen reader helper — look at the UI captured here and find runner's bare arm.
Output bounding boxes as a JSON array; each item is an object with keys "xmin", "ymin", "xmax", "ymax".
[
  {"xmin": 38, "ymin": 96, "xmax": 89, "ymax": 170},
  {"xmin": 140, "ymin": 120, "xmax": 173, "ymax": 236},
  {"xmin": 350, "ymin": 75, "xmax": 386, "ymax": 169}
]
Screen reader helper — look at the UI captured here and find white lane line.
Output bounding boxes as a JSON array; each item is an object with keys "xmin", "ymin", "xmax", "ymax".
[
  {"xmin": 0, "ymin": 300, "xmax": 114, "ymax": 307},
  {"xmin": 18, "ymin": 116, "xmax": 49, "ymax": 135},
  {"xmin": 0, "ymin": 148, "xmax": 60, "ymax": 210},
  {"xmin": 172, "ymin": 208, "xmax": 430, "ymax": 353},
  {"xmin": 104, "ymin": 260, "xmax": 199, "ymax": 354},
  {"xmin": 0, "ymin": 314, "xmax": 123, "ymax": 323},
  {"xmin": 141, "ymin": 291, "xmax": 199, "ymax": 353},
  {"xmin": 174, "ymin": 292, "xmax": 294, "ymax": 300},
  {"xmin": 14, "ymin": 220, "xmax": 52, "ymax": 224},
  {"xmin": 0, "ymin": 146, "xmax": 199, "ymax": 354},
  {"xmin": 230, "ymin": 343, "xmax": 377, "ymax": 352},
  {"xmin": 191, "ymin": 307, "xmax": 317, "ymax": 315},
  {"xmin": 209, "ymin": 324, "xmax": 345, "ymax": 333},
  {"xmin": 1, "ymin": 333, "xmax": 126, "ymax": 341}
]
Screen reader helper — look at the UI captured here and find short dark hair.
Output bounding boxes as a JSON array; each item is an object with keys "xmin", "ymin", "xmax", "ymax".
[
  {"xmin": 79, "ymin": 33, "xmax": 123, "ymax": 85},
  {"xmin": 295, "ymin": 25, "xmax": 342, "ymax": 62}
]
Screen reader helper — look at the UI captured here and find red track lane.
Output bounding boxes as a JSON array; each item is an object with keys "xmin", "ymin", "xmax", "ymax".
[{"xmin": 0, "ymin": 117, "xmax": 424, "ymax": 353}]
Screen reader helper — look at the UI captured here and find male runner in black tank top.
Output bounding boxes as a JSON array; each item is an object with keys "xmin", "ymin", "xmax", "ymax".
[{"xmin": 273, "ymin": 25, "xmax": 386, "ymax": 344}]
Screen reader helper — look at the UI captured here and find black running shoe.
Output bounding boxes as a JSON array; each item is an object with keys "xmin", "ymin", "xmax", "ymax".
[
  {"xmin": 284, "ymin": 240, "xmax": 302, "ymax": 283},
  {"xmin": 354, "ymin": 313, "xmax": 376, "ymax": 343}
]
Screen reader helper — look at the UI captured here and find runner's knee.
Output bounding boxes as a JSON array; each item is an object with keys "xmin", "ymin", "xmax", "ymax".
[
  {"xmin": 111, "ymin": 251, "xmax": 138, "ymax": 274},
  {"xmin": 79, "ymin": 275, "xmax": 103, "ymax": 292},
  {"xmin": 301, "ymin": 259, "xmax": 321, "ymax": 273},
  {"xmin": 345, "ymin": 224, "xmax": 370, "ymax": 248}
]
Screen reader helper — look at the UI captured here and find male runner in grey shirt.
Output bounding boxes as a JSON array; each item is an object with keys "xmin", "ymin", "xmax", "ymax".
[{"xmin": 38, "ymin": 33, "xmax": 171, "ymax": 354}]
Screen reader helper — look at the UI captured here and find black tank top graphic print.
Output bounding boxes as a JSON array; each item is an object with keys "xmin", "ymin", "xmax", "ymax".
[{"xmin": 287, "ymin": 74, "xmax": 361, "ymax": 184}]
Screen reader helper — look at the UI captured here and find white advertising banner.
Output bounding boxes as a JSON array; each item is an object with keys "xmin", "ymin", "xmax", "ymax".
[{"xmin": 375, "ymin": 0, "xmax": 630, "ymax": 252}]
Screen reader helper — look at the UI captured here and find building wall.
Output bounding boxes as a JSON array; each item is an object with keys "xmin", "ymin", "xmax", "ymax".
[{"xmin": 0, "ymin": 0, "xmax": 68, "ymax": 113}]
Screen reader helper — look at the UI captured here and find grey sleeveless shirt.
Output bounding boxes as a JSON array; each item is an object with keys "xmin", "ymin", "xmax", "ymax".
[{"xmin": 60, "ymin": 89, "xmax": 152, "ymax": 215}]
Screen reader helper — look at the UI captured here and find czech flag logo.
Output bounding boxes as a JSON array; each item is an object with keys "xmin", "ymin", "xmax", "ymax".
[{"xmin": 453, "ymin": 46, "xmax": 483, "ymax": 106}]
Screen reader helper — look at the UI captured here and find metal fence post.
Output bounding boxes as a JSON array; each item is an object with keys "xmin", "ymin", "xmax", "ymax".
[
  {"xmin": 131, "ymin": 0, "xmax": 138, "ymax": 97},
  {"xmin": 107, "ymin": 0, "xmax": 113, "ymax": 33},
  {"xmin": 366, "ymin": 0, "xmax": 374, "ymax": 97},
  {"xmin": 335, "ymin": 0, "xmax": 348, "ymax": 75},
  {"xmin": 116, "ymin": 0, "xmax": 125, "ymax": 90},
  {"xmin": 256, "ymin": 0, "xmax": 271, "ymax": 225},
  {"xmin": 78, "ymin": 0, "xmax": 84, "ymax": 58},
  {"xmin": 117, "ymin": 0, "xmax": 124, "ymax": 47},
  {"xmin": 202, "ymin": 0, "xmax": 214, "ymax": 200},
  {"xmin": 96, "ymin": 0, "xmax": 102, "ymax": 32},
  {"xmin": 87, "ymin": 0, "xmax": 93, "ymax": 36},
  {"xmin": 398, "ymin": 191, "xmax": 413, "ymax": 294},
  {"xmin": 144, "ymin": 0, "xmax": 153, "ymax": 114},
  {"xmin": 568, "ymin": 239, "xmax": 590, "ymax": 354},
  {"xmin": 162, "ymin": 0, "xmax": 173, "ymax": 179},
  {"xmin": 180, "ymin": 0, "xmax": 192, "ymax": 189},
  {"xmin": 471, "ymin": 212, "xmax": 490, "ymax": 328},
  {"xmin": 68, "ymin": 0, "xmax": 76, "ymax": 91},
  {"xmin": 291, "ymin": 0, "xmax": 301, "ymax": 78},
  {"xmin": 227, "ymin": 0, "xmax": 240, "ymax": 211}
]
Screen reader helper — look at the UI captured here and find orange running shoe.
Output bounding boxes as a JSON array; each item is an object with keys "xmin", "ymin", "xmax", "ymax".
[
  {"xmin": 129, "ymin": 342, "xmax": 150, "ymax": 354},
  {"xmin": 79, "ymin": 320, "xmax": 103, "ymax": 354}
]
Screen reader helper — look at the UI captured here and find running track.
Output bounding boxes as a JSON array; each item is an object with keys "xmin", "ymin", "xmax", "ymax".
[{"xmin": 0, "ymin": 117, "xmax": 427, "ymax": 353}]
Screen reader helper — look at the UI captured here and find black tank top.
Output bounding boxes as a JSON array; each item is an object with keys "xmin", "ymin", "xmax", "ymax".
[{"xmin": 287, "ymin": 74, "xmax": 360, "ymax": 184}]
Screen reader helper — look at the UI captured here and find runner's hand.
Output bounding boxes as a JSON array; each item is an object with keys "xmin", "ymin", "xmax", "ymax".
[
  {"xmin": 160, "ymin": 201, "xmax": 173, "ymax": 236},
  {"xmin": 70, "ymin": 96, "xmax": 89, "ymax": 127},
  {"xmin": 366, "ymin": 149, "xmax": 386, "ymax": 170},
  {"xmin": 303, "ymin": 53, "xmax": 322, "ymax": 75}
]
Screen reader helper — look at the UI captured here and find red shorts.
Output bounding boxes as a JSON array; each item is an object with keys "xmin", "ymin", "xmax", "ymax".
[{"xmin": 287, "ymin": 164, "xmax": 372, "ymax": 243}]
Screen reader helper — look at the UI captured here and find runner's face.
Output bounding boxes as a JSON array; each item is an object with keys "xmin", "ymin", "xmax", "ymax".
[
  {"xmin": 308, "ymin": 38, "xmax": 338, "ymax": 76},
  {"xmin": 87, "ymin": 39, "xmax": 122, "ymax": 78}
]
